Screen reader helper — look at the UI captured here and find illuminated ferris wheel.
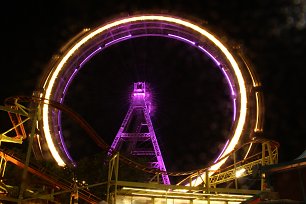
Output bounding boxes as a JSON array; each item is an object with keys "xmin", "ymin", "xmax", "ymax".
[{"xmin": 33, "ymin": 14, "xmax": 264, "ymax": 186}]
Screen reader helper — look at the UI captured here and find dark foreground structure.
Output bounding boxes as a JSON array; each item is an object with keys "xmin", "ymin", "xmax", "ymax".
[{"xmin": 246, "ymin": 150, "xmax": 306, "ymax": 204}]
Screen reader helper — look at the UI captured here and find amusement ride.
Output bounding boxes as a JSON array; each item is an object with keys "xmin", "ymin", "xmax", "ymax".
[{"xmin": 0, "ymin": 14, "xmax": 279, "ymax": 203}]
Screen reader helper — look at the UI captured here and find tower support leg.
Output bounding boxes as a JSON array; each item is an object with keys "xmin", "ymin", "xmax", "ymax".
[{"xmin": 18, "ymin": 107, "xmax": 38, "ymax": 203}]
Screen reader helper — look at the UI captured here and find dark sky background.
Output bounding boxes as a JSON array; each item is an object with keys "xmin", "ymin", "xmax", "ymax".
[{"xmin": 1, "ymin": 0, "xmax": 305, "ymax": 174}]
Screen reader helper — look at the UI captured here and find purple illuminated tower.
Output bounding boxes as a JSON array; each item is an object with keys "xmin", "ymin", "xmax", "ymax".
[{"xmin": 108, "ymin": 82, "xmax": 170, "ymax": 185}]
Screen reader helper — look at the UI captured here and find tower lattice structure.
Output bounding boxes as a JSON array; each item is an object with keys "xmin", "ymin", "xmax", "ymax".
[{"xmin": 108, "ymin": 82, "xmax": 170, "ymax": 185}]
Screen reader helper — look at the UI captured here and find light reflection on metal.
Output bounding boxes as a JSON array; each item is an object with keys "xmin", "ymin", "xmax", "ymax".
[
  {"xmin": 254, "ymin": 91, "xmax": 261, "ymax": 132},
  {"xmin": 117, "ymin": 187, "xmax": 253, "ymax": 203},
  {"xmin": 105, "ymin": 34, "xmax": 132, "ymax": 47},
  {"xmin": 42, "ymin": 123, "xmax": 65, "ymax": 166},
  {"xmin": 235, "ymin": 168, "xmax": 246, "ymax": 178},
  {"xmin": 214, "ymin": 139, "xmax": 229, "ymax": 163},
  {"xmin": 121, "ymin": 187, "xmax": 253, "ymax": 199},
  {"xmin": 238, "ymin": 51, "xmax": 260, "ymax": 87},
  {"xmin": 79, "ymin": 47, "xmax": 102, "ymax": 67},
  {"xmin": 57, "ymin": 128, "xmax": 74, "ymax": 166},
  {"xmin": 221, "ymin": 67, "xmax": 235, "ymax": 96},
  {"xmin": 233, "ymin": 98, "xmax": 237, "ymax": 121},
  {"xmin": 243, "ymin": 142, "xmax": 253, "ymax": 160},
  {"xmin": 167, "ymin": 34, "xmax": 195, "ymax": 45},
  {"xmin": 36, "ymin": 134, "xmax": 43, "ymax": 155},
  {"xmin": 127, "ymin": 193, "xmax": 249, "ymax": 201},
  {"xmin": 122, "ymin": 187, "xmax": 168, "ymax": 193},
  {"xmin": 63, "ymin": 69, "xmax": 77, "ymax": 95},
  {"xmin": 198, "ymin": 46, "xmax": 221, "ymax": 66}
]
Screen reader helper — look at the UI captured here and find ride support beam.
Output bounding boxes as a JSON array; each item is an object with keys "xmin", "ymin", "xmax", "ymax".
[{"xmin": 18, "ymin": 108, "xmax": 38, "ymax": 203}]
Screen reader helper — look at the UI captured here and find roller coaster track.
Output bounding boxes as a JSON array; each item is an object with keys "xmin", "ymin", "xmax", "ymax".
[
  {"xmin": 1, "ymin": 96, "xmax": 194, "ymax": 177},
  {"xmin": 177, "ymin": 138, "xmax": 279, "ymax": 187},
  {"xmin": 2, "ymin": 96, "xmax": 279, "ymax": 177},
  {"xmin": 1, "ymin": 96, "xmax": 279, "ymax": 193},
  {"xmin": 0, "ymin": 148, "xmax": 101, "ymax": 203}
]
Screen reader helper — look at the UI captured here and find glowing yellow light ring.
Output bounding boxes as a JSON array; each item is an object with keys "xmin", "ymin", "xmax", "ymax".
[{"xmin": 41, "ymin": 15, "xmax": 248, "ymax": 180}]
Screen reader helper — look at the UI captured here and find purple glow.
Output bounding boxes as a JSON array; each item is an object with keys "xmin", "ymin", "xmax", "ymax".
[
  {"xmin": 109, "ymin": 82, "xmax": 170, "ymax": 184},
  {"xmin": 56, "ymin": 111, "xmax": 75, "ymax": 166},
  {"xmin": 62, "ymin": 69, "xmax": 77, "ymax": 95},
  {"xmin": 167, "ymin": 34, "xmax": 236, "ymax": 128},
  {"xmin": 59, "ymin": 47, "xmax": 102, "ymax": 165},
  {"xmin": 233, "ymin": 98, "xmax": 236, "ymax": 121},
  {"xmin": 58, "ymin": 67, "xmax": 79, "ymax": 166},
  {"xmin": 133, "ymin": 93, "xmax": 145, "ymax": 97},
  {"xmin": 167, "ymin": 34, "xmax": 196, "ymax": 45},
  {"xmin": 198, "ymin": 46, "xmax": 221, "ymax": 66},
  {"xmin": 58, "ymin": 129, "xmax": 74, "ymax": 165},
  {"xmin": 105, "ymin": 34, "xmax": 132, "ymax": 47},
  {"xmin": 214, "ymin": 139, "xmax": 229, "ymax": 163},
  {"xmin": 221, "ymin": 68, "xmax": 235, "ymax": 96},
  {"xmin": 54, "ymin": 24, "xmax": 240, "ymax": 171},
  {"xmin": 79, "ymin": 47, "xmax": 102, "ymax": 67},
  {"xmin": 132, "ymin": 82, "xmax": 147, "ymax": 100}
]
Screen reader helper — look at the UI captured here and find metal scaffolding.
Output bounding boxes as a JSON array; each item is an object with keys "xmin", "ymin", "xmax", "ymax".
[{"xmin": 108, "ymin": 82, "xmax": 170, "ymax": 185}]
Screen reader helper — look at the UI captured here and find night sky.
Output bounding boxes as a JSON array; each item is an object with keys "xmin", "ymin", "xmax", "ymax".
[{"xmin": 1, "ymin": 0, "xmax": 305, "ymax": 174}]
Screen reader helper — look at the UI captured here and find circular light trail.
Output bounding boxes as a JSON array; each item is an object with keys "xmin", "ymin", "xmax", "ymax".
[{"xmin": 37, "ymin": 14, "xmax": 262, "ymax": 186}]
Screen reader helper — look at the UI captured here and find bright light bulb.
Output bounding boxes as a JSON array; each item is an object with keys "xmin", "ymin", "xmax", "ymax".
[{"xmin": 235, "ymin": 168, "xmax": 246, "ymax": 178}]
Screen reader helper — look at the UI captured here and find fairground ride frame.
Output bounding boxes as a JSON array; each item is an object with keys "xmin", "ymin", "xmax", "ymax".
[{"xmin": 33, "ymin": 14, "xmax": 264, "ymax": 186}]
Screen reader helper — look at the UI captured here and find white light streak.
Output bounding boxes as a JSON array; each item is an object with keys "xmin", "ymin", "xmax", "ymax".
[
  {"xmin": 79, "ymin": 47, "xmax": 102, "ymax": 67},
  {"xmin": 254, "ymin": 91, "xmax": 261, "ymax": 132},
  {"xmin": 198, "ymin": 45, "xmax": 221, "ymax": 66},
  {"xmin": 168, "ymin": 34, "xmax": 196, "ymax": 45},
  {"xmin": 222, "ymin": 68, "xmax": 235, "ymax": 96},
  {"xmin": 235, "ymin": 168, "xmax": 246, "ymax": 178},
  {"xmin": 105, "ymin": 34, "xmax": 132, "ymax": 47},
  {"xmin": 233, "ymin": 98, "xmax": 237, "ymax": 121},
  {"xmin": 243, "ymin": 142, "xmax": 253, "ymax": 160},
  {"xmin": 214, "ymin": 139, "xmax": 229, "ymax": 163}
]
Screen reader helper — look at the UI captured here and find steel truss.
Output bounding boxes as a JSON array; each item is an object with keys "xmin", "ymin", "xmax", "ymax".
[
  {"xmin": 0, "ymin": 96, "xmax": 280, "ymax": 203},
  {"xmin": 0, "ymin": 98, "xmax": 102, "ymax": 203},
  {"xmin": 178, "ymin": 139, "xmax": 279, "ymax": 191},
  {"xmin": 106, "ymin": 141, "xmax": 279, "ymax": 204},
  {"xmin": 108, "ymin": 82, "xmax": 170, "ymax": 185}
]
